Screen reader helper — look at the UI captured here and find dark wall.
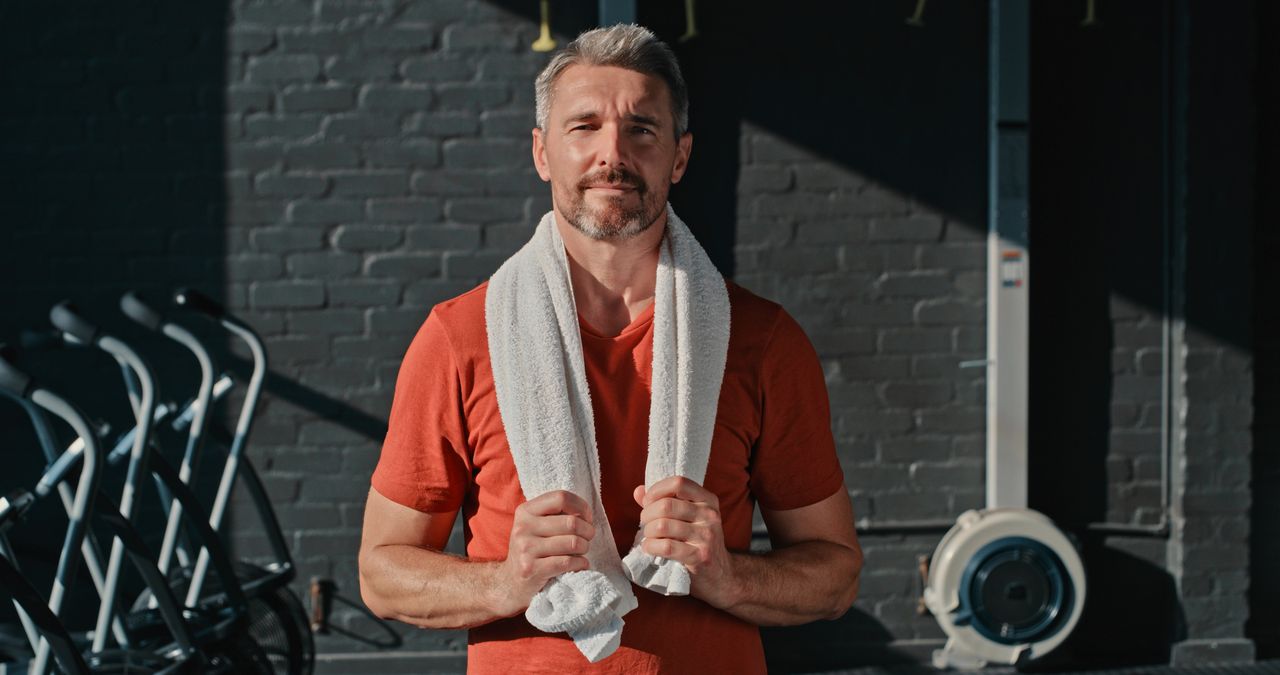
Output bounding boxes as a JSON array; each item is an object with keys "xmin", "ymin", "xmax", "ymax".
[
  {"xmin": 0, "ymin": 0, "xmax": 227, "ymax": 628},
  {"xmin": 1251, "ymin": 0, "xmax": 1280, "ymax": 659},
  {"xmin": 1174, "ymin": 0, "xmax": 1256, "ymax": 663},
  {"xmin": 1029, "ymin": 2, "xmax": 1178, "ymax": 664}
]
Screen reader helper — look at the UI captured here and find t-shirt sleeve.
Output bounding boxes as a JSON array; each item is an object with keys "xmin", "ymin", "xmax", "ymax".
[
  {"xmin": 370, "ymin": 308, "xmax": 472, "ymax": 514},
  {"xmin": 749, "ymin": 307, "xmax": 846, "ymax": 511}
]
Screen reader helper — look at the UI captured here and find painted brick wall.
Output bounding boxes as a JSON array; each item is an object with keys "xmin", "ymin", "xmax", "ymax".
[
  {"xmin": 221, "ymin": 0, "xmax": 555, "ymax": 657},
  {"xmin": 734, "ymin": 123, "xmax": 986, "ymax": 648}
]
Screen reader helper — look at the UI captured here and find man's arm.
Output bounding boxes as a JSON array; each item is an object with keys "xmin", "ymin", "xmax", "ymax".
[
  {"xmin": 636, "ymin": 477, "xmax": 862, "ymax": 626},
  {"xmin": 359, "ymin": 487, "xmax": 596, "ymax": 629}
]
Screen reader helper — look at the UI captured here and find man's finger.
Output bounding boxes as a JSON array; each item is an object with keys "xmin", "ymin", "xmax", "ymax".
[
  {"xmin": 641, "ymin": 476, "xmax": 717, "ymax": 509},
  {"xmin": 642, "ymin": 517, "xmax": 695, "ymax": 542},
  {"xmin": 522, "ymin": 490, "xmax": 593, "ymax": 520},
  {"xmin": 640, "ymin": 536, "xmax": 698, "ymax": 563},
  {"xmin": 524, "ymin": 513, "xmax": 595, "ymax": 539},
  {"xmin": 534, "ymin": 555, "xmax": 591, "ymax": 578},
  {"xmin": 639, "ymin": 497, "xmax": 712, "ymax": 526},
  {"xmin": 526, "ymin": 534, "xmax": 592, "ymax": 559}
]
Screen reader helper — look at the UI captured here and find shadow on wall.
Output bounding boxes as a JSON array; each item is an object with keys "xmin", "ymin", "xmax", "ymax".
[
  {"xmin": 486, "ymin": 0, "xmax": 989, "ymax": 274},
  {"xmin": 1251, "ymin": 0, "xmax": 1280, "ymax": 659},
  {"xmin": 1036, "ymin": 538, "xmax": 1183, "ymax": 670}
]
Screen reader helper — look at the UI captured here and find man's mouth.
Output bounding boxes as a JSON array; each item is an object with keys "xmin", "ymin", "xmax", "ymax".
[
  {"xmin": 578, "ymin": 169, "xmax": 645, "ymax": 195},
  {"xmin": 586, "ymin": 184, "xmax": 636, "ymax": 192}
]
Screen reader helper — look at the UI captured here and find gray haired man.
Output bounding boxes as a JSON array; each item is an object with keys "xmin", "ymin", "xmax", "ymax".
[{"xmin": 359, "ymin": 24, "xmax": 861, "ymax": 673}]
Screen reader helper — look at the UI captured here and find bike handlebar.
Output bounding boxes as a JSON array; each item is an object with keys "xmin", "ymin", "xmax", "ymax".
[
  {"xmin": 173, "ymin": 288, "xmax": 224, "ymax": 320},
  {"xmin": 49, "ymin": 301, "xmax": 99, "ymax": 345},
  {"xmin": 120, "ymin": 292, "xmax": 164, "ymax": 332}
]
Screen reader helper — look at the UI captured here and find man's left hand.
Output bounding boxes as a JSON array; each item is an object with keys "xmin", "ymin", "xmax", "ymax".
[{"xmin": 633, "ymin": 476, "xmax": 740, "ymax": 610}]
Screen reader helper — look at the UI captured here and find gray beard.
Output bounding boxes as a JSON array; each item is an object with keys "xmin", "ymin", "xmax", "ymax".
[{"xmin": 565, "ymin": 194, "xmax": 661, "ymax": 241}]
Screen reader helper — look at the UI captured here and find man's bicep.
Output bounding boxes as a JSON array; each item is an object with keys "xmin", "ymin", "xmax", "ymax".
[
  {"xmin": 759, "ymin": 486, "xmax": 859, "ymax": 553},
  {"xmin": 361, "ymin": 486, "xmax": 458, "ymax": 553}
]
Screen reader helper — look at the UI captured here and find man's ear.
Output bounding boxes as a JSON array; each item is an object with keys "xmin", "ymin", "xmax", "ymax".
[
  {"xmin": 670, "ymin": 131, "xmax": 693, "ymax": 184},
  {"xmin": 532, "ymin": 127, "xmax": 551, "ymax": 181}
]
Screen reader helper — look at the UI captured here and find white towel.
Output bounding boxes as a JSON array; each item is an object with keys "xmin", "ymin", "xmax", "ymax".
[{"xmin": 485, "ymin": 204, "xmax": 730, "ymax": 662}]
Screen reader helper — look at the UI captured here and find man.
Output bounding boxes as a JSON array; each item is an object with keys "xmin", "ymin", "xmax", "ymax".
[{"xmin": 359, "ymin": 24, "xmax": 861, "ymax": 674}]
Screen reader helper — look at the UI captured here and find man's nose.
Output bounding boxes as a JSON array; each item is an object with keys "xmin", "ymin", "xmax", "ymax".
[{"xmin": 594, "ymin": 124, "xmax": 628, "ymax": 168}]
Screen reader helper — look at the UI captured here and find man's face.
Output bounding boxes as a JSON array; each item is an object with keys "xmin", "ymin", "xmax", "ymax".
[{"xmin": 532, "ymin": 64, "xmax": 692, "ymax": 241}]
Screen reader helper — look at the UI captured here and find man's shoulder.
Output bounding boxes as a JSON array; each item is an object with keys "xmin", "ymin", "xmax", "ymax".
[
  {"xmin": 431, "ymin": 280, "xmax": 489, "ymax": 322},
  {"xmin": 421, "ymin": 280, "xmax": 490, "ymax": 357},
  {"xmin": 726, "ymin": 280, "xmax": 787, "ymax": 337}
]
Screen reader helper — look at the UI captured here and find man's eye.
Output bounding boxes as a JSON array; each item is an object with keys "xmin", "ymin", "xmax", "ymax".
[
  {"xmin": 633, "ymin": 126, "xmax": 654, "ymax": 135},
  {"xmin": 571, "ymin": 124, "xmax": 592, "ymax": 131}
]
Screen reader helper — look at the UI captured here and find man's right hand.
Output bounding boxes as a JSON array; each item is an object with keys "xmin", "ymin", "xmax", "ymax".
[{"xmin": 489, "ymin": 490, "xmax": 596, "ymax": 617}]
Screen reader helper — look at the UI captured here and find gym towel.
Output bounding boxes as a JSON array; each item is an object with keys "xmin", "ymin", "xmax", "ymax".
[{"xmin": 484, "ymin": 204, "xmax": 730, "ymax": 662}]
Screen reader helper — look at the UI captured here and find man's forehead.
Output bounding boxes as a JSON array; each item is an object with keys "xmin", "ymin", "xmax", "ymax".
[{"xmin": 550, "ymin": 64, "xmax": 670, "ymax": 117}]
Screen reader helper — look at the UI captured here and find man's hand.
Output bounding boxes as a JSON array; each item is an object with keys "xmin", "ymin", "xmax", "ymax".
[
  {"xmin": 490, "ymin": 490, "xmax": 596, "ymax": 617},
  {"xmin": 633, "ymin": 476, "xmax": 740, "ymax": 609}
]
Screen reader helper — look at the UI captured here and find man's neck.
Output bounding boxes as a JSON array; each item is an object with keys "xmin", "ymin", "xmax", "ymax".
[{"xmin": 554, "ymin": 207, "xmax": 666, "ymax": 337}]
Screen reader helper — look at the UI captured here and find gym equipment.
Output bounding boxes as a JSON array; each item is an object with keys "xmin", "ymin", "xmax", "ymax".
[
  {"xmin": 0, "ymin": 345, "xmax": 266, "ymax": 673},
  {"xmin": 922, "ymin": 2, "xmax": 1086, "ymax": 668},
  {"xmin": 125, "ymin": 290, "xmax": 313, "ymax": 675},
  {"xmin": 0, "ymin": 289, "xmax": 313, "ymax": 673}
]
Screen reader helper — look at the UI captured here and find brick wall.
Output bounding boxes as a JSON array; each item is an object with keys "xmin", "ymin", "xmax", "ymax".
[
  {"xmin": 221, "ymin": 0, "xmax": 556, "ymax": 657},
  {"xmin": 736, "ymin": 123, "xmax": 986, "ymax": 651}
]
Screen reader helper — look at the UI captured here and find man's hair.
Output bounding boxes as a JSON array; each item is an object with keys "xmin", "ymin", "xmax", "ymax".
[{"xmin": 534, "ymin": 24, "xmax": 689, "ymax": 138}]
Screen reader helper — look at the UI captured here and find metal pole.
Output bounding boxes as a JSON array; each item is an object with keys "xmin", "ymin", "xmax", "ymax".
[{"xmin": 986, "ymin": 0, "xmax": 1031, "ymax": 510}]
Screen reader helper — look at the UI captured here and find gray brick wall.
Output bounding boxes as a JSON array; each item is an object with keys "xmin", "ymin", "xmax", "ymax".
[
  {"xmin": 735, "ymin": 123, "xmax": 984, "ymax": 643},
  {"xmin": 222, "ymin": 0, "xmax": 549, "ymax": 655}
]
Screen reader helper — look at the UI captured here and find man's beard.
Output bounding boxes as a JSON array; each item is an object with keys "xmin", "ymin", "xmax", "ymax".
[{"xmin": 563, "ymin": 168, "xmax": 664, "ymax": 241}]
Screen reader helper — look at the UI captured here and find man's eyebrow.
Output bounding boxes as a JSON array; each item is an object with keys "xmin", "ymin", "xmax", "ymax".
[
  {"xmin": 564, "ymin": 111, "xmax": 598, "ymax": 125},
  {"xmin": 625, "ymin": 113, "xmax": 662, "ymax": 128},
  {"xmin": 561, "ymin": 111, "xmax": 663, "ymax": 127}
]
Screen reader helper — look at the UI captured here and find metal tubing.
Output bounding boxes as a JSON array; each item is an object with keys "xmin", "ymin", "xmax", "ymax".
[
  {"xmin": 5, "ymin": 394, "xmax": 128, "ymax": 646},
  {"xmin": 90, "ymin": 335, "xmax": 157, "ymax": 654},
  {"xmin": 155, "ymin": 322, "xmax": 217, "ymax": 577},
  {"xmin": 187, "ymin": 318, "xmax": 266, "ymax": 605},
  {"xmin": 28, "ymin": 388, "xmax": 101, "ymax": 675}
]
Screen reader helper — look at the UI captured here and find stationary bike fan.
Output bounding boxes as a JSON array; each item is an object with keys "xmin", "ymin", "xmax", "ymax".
[{"xmin": 923, "ymin": 509, "xmax": 1086, "ymax": 669}]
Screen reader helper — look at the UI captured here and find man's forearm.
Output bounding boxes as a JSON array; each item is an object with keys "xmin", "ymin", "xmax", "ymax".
[
  {"xmin": 716, "ymin": 541, "xmax": 862, "ymax": 626},
  {"xmin": 360, "ymin": 544, "xmax": 510, "ymax": 630}
]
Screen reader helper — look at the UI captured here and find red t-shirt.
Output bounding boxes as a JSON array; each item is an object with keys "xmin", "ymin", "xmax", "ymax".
[{"xmin": 371, "ymin": 280, "xmax": 844, "ymax": 674}]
